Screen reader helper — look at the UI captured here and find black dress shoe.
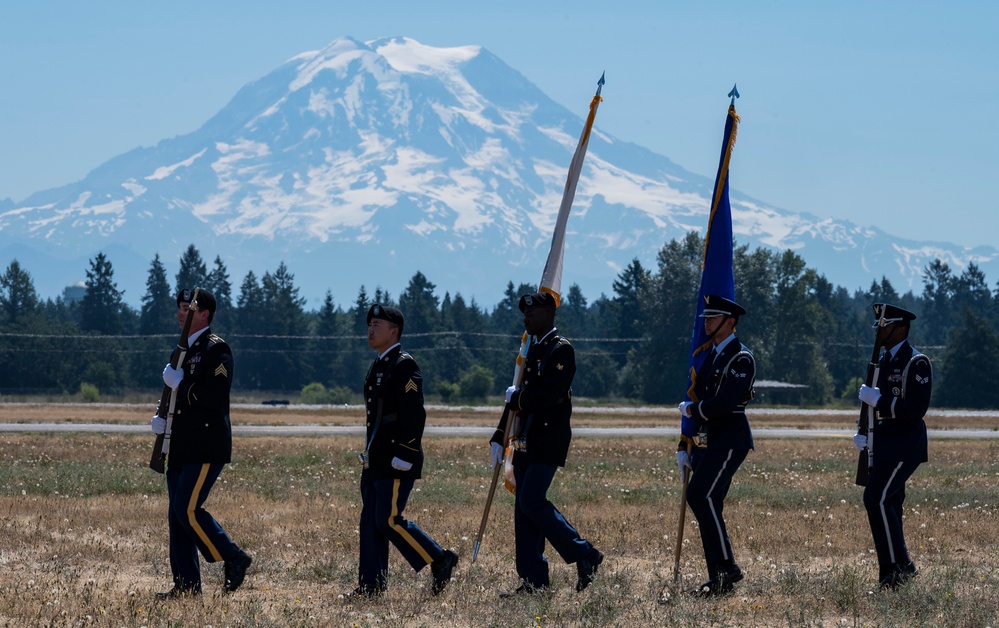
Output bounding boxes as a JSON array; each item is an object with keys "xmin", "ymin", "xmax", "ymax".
[
  {"xmin": 877, "ymin": 562, "xmax": 918, "ymax": 591},
  {"xmin": 431, "ymin": 549, "xmax": 459, "ymax": 595},
  {"xmin": 689, "ymin": 565, "xmax": 743, "ymax": 597},
  {"xmin": 717, "ymin": 564, "xmax": 744, "ymax": 591},
  {"xmin": 576, "ymin": 548, "xmax": 605, "ymax": 592},
  {"xmin": 223, "ymin": 550, "xmax": 253, "ymax": 592},
  {"xmin": 155, "ymin": 585, "xmax": 201, "ymax": 600}
]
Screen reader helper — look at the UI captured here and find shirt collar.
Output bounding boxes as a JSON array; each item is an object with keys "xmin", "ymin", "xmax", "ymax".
[
  {"xmin": 378, "ymin": 343, "xmax": 401, "ymax": 360},
  {"xmin": 534, "ymin": 327, "xmax": 558, "ymax": 345},
  {"xmin": 188, "ymin": 327, "xmax": 209, "ymax": 345},
  {"xmin": 713, "ymin": 334, "xmax": 737, "ymax": 356},
  {"xmin": 887, "ymin": 339, "xmax": 906, "ymax": 359}
]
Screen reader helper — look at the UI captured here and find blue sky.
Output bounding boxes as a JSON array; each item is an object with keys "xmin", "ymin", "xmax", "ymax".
[{"xmin": 2, "ymin": 1, "xmax": 996, "ymax": 249}]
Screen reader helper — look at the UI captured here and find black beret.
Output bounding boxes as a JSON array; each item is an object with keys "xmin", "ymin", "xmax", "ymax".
[
  {"xmin": 872, "ymin": 303, "xmax": 916, "ymax": 328},
  {"xmin": 699, "ymin": 294, "xmax": 746, "ymax": 318},
  {"xmin": 177, "ymin": 288, "xmax": 216, "ymax": 316},
  {"xmin": 367, "ymin": 304, "xmax": 404, "ymax": 332},
  {"xmin": 518, "ymin": 291, "xmax": 558, "ymax": 312}
]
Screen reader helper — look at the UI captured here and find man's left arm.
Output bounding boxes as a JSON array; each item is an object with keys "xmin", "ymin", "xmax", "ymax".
[
  {"xmin": 876, "ymin": 356, "xmax": 931, "ymax": 420},
  {"xmin": 690, "ymin": 354, "xmax": 754, "ymax": 422},
  {"xmin": 179, "ymin": 342, "xmax": 233, "ymax": 412},
  {"xmin": 392, "ymin": 360, "xmax": 426, "ymax": 465}
]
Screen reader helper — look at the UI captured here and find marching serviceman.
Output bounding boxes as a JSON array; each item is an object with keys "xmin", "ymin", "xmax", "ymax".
[
  {"xmin": 346, "ymin": 304, "xmax": 458, "ymax": 599},
  {"xmin": 490, "ymin": 291, "xmax": 603, "ymax": 596},
  {"xmin": 676, "ymin": 295, "xmax": 755, "ymax": 596},
  {"xmin": 853, "ymin": 303, "xmax": 931, "ymax": 591},
  {"xmin": 152, "ymin": 289, "xmax": 252, "ymax": 598}
]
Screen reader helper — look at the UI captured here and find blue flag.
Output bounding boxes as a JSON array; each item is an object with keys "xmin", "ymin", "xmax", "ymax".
[{"xmin": 681, "ymin": 101, "xmax": 740, "ymax": 438}]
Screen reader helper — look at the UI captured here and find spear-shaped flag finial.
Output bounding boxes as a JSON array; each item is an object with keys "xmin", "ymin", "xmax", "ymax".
[
  {"xmin": 596, "ymin": 71, "xmax": 606, "ymax": 97},
  {"xmin": 728, "ymin": 83, "xmax": 740, "ymax": 105}
]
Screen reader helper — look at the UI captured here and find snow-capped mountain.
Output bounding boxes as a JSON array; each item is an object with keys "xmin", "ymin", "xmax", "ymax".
[{"xmin": 1, "ymin": 36, "xmax": 996, "ymax": 307}]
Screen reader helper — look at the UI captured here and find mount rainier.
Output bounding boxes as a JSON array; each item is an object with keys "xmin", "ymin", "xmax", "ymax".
[{"xmin": 1, "ymin": 36, "xmax": 995, "ymax": 307}]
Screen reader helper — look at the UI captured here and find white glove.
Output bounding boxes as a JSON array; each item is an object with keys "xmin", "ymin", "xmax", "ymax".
[
  {"xmin": 852, "ymin": 433, "xmax": 867, "ymax": 451},
  {"xmin": 151, "ymin": 415, "xmax": 167, "ymax": 435},
  {"xmin": 505, "ymin": 385, "xmax": 518, "ymax": 404},
  {"xmin": 490, "ymin": 442, "xmax": 504, "ymax": 467},
  {"xmin": 390, "ymin": 457, "xmax": 413, "ymax": 471},
  {"xmin": 676, "ymin": 450, "xmax": 692, "ymax": 482},
  {"xmin": 858, "ymin": 385, "xmax": 881, "ymax": 406},
  {"xmin": 163, "ymin": 364, "xmax": 184, "ymax": 390},
  {"xmin": 677, "ymin": 401, "xmax": 692, "ymax": 418}
]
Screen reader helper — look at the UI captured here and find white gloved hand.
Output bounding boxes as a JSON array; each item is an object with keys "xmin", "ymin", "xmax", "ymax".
[
  {"xmin": 151, "ymin": 415, "xmax": 167, "ymax": 435},
  {"xmin": 676, "ymin": 449, "xmax": 692, "ymax": 482},
  {"xmin": 490, "ymin": 442, "xmax": 504, "ymax": 466},
  {"xmin": 390, "ymin": 457, "xmax": 413, "ymax": 471},
  {"xmin": 858, "ymin": 385, "xmax": 881, "ymax": 406},
  {"xmin": 163, "ymin": 364, "xmax": 184, "ymax": 390},
  {"xmin": 852, "ymin": 433, "xmax": 868, "ymax": 451},
  {"xmin": 677, "ymin": 401, "xmax": 692, "ymax": 418},
  {"xmin": 505, "ymin": 385, "xmax": 518, "ymax": 404}
]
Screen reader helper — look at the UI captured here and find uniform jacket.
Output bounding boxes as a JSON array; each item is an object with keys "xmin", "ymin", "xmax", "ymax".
[
  {"xmin": 168, "ymin": 327, "xmax": 233, "ymax": 466},
  {"xmin": 871, "ymin": 340, "xmax": 930, "ymax": 463},
  {"xmin": 362, "ymin": 345, "xmax": 427, "ymax": 481},
  {"xmin": 492, "ymin": 330, "xmax": 576, "ymax": 467},
  {"xmin": 689, "ymin": 337, "xmax": 755, "ymax": 450}
]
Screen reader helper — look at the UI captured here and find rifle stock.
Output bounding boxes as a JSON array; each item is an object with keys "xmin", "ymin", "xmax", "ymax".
[
  {"xmin": 148, "ymin": 289, "xmax": 200, "ymax": 474},
  {"xmin": 148, "ymin": 360, "xmax": 177, "ymax": 473}
]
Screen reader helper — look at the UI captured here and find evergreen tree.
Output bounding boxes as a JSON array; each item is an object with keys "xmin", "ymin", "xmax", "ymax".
[
  {"xmin": 259, "ymin": 262, "xmax": 308, "ymax": 389},
  {"xmin": 77, "ymin": 252, "xmax": 130, "ymax": 391},
  {"xmin": 204, "ymin": 256, "xmax": 233, "ymax": 332},
  {"xmin": 175, "ymin": 244, "xmax": 208, "ymax": 294},
  {"xmin": 398, "ymin": 271, "xmax": 440, "ymax": 336},
  {"xmin": 233, "ymin": 271, "xmax": 265, "ymax": 389},
  {"xmin": 139, "ymin": 254, "xmax": 175, "ymax": 335},
  {"xmin": 921, "ymin": 259, "xmax": 954, "ymax": 346},
  {"xmin": 79, "ymin": 252, "xmax": 125, "ymax": 335},
  {"xmin": 953, "ymin": 262, "xmax": 992, "ymax": 318},
  {"xmin": 609, "ymin": 259, "xmax": 648, "ymax": 342},
  {"xmin": 626, "ymin": 232, "xmax": 703, "ymax": 402},
  {"xmin": 0, "ymin": 259, "xmax": 39, "ymax": 325},
  {"xmin": 936, "ymin": 309, "xmax": 999, "ymax": 408}
]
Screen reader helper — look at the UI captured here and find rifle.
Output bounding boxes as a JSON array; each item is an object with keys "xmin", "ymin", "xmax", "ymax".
[
  {"xmin": 149, "ymin": 288, "xmax": 200, "ymax": 473},
  {"xmin": 855, "ymin": 306, "xmax": 887, "ymax": 486}
]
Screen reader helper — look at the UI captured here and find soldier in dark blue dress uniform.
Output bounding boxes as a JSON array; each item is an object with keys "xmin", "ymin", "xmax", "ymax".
[
  {"xmin": 490, "ymin": 291, "xmax": 603, "ymax": 596},
  {"xmin": 152, "ymin": 289, "xmax": 252, "ymax": 598},
  {"xmin": 853, "ymin": 303, "xmax": 931, "ymax": 591},
  {"xmin": 346, "ymin": 304, "xmax": 458, "ymax": 599},
  {"xmin": 676, "ymin": 295, "xmax": 755, "ymax": 596}
]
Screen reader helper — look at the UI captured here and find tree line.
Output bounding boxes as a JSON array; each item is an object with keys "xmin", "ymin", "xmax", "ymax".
[{"xmin": 1, "ymin": 236, "xmax": 998, "ymax": 409}]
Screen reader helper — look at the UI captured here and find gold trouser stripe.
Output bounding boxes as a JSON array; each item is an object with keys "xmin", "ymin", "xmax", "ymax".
[
  {"xmin": 390, "ymin": 479, "xmax": 433, "ymax": 564},
  {"xmin": 188, "ymin": 464, "xmax": 223, "ymax": 561}
]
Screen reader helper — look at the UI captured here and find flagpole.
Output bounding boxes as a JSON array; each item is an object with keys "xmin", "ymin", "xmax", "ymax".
[{"xmin": 472, "ymin": 73, "xmax": 605, "ymax": 564}]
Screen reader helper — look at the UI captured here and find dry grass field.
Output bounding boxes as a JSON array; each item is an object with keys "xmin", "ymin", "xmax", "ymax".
[{"xmin": 1, "ymin": 405, "xmax": 997, "ymax": 627}]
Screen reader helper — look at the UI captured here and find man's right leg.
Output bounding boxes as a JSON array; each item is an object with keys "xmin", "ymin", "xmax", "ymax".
[{"xmin": 357, "ymin": 478, "xmax": 388, "ymax": 593}]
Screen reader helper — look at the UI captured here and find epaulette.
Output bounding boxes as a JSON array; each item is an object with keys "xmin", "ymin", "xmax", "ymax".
[
  {"xmin": 207, "ymin": 334, "xmax": 226, "ymax": 348},
  {"xmin": 397, "ymin": 351, "xmax": 415, "ymax": 363}
]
